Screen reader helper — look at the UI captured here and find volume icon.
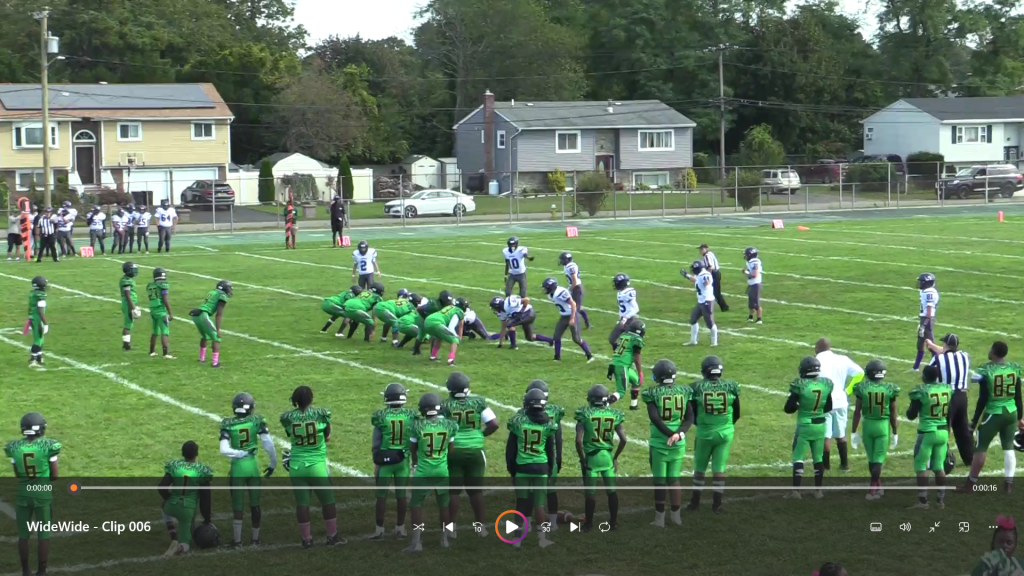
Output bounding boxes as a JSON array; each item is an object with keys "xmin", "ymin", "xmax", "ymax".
[{"xmin": 900, "ymin": 522, "xmax": 911, "ymax": 532}]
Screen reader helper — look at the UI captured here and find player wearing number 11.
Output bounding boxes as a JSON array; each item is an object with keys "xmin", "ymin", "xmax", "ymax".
[
  {"xmin": 371, "ymin": 383, "xmax": 418, "ymax": 541},
  {"xmin": 6, "ymin": 412, "xmax": 60, "ymax": 576}
]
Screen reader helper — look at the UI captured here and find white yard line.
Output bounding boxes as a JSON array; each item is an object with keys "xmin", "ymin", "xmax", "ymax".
[
  {"xmin": 0, "ymin": 498, "xmax": 16, "ymax": 519},
  {"xmin": 817, "ymin": 228, "xmax": 1024, "ymax": 246},
  {"xmin": 194, "ymin": 246, "xmax": 218, "ymax": 252},
  {"xmin": 51, "ymin": 362, "xmax": 130, "ymax": 372}
]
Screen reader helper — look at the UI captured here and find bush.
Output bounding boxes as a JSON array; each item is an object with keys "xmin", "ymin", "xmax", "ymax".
[
  {"xmin": 906, "ymin": 152, "xmax": 944, "ymax": 177},
  {"xmin": 258, "ymin": 158, "xmax": 275, "ymax": 202},
  {"xmin": 574, "ymin": 171, "xmax": 612, "ymax": 216},
  {"xmin": 680, "ymin": 168, "xmax": 697, "ymax": 190},
  {"xmin": 547, "ymin": 169, "xmax": 567, "ymax": 194},
  {"xmin": 0, "ymin": 179, "xmax": 8, "ymax": 210},
  {"xmin": 738, "ymin": 124, "xmax": 785, "ymax": 167},
  {"xmin": 846, "ymin": 163, "xmax": 889, "ymax": 184},
  {"xmin": 280, "ymin": 173, "xmax": 319, "ymax": 202},
  {"xmin": 737, "ymin": 188, "xmax": 759, "ymax": 211},
  {"xmin": 339, "ymin": 156, "xmax": 354, "ymax": 200}
]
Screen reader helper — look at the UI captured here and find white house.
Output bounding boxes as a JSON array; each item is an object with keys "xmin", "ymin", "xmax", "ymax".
[
  {"xmin": 267, "ymin": 152, "xmax": 337, "ymax": 201},
  {"xmin": 401, "ymin": 154, "xmax": 442, "ymax": 189},
  {"xmin": 862, "ymin": 97, "xmax": 1024, "ymax": 171}
]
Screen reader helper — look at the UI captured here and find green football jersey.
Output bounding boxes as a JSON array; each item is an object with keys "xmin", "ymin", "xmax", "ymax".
[
  {"xmin": 326, "ymin": 290, "xmax": 357, "ymax": 308},
  {"xmin": 508, "ymin": 413, "xmax": 559, "ymax": 466},
  {"xmin": 418, "ymin": 300, "xmax": 441, "ymax": 317},
  {"xmin": 280, "ymin": 407, "xmax": 331, "ymax": 467},
  {"xmin": 28, "ymin": 289, "xmax": 45, "ymax": 319},
  {"xmin": 853, "ymin": 380, "xmax": 901, "ymax": 420},
  {"xmin": 574, "ymin": 406, "xmax": 625, "ymax": 454},
  {"xmin": 642, "ymin": 384, "xmax": 692, "ymax": 446},
  {"xmin": 119, "ymin": 275, "xmax": 137, "ymax": 305},
  {"xmin": 432, "ymin": 305, "xmax": 464, "ymax": 325},
  {"xmin": 789, "ymin": 377, "xmax": 835, "ymax": 424},
  {"xmin": 164, "ymin": 459, "xmax": 214, "ymax": 508},
  {"xmin": 410, "ymin": 417, "xmax": 459, "ymax": 471},
  {"xmin": 371, "ymin": 407, "xmax": 418, "ymax": 453},
  {"xmin": 219, "ymin": 414, "xmax": 268, "ymax": 459},
  {"xmin": 611, "ymin": 332, "xmax": 645, "ymax": 367},
  {"xmin": 441, "ymin": 396, "xmax": 490, "ymax": 449},
  {"xmin": 690, "ymin": 379, "xmax": 740, "ymax": 431},
  {"xmin": 975, "ymin": 361, "xmax": 1022, "ymax": 415},
  {"xmin": 146, "ymin": 281, "xmax": 170, "ymax": 315},
  {"xmin": 4, "ymin": 437, "xmax": 61, "ymax": 498},
  {"xmin": 345, "ymin": 291, "xmax": 382, "ymax": 312},
  {"xmin": 199, "ymin": 289, "xmax": 229, "ymax": 314},
  {"xmin": 394, "ymin": 297, "xmax": 415, "ymax": 317},
  {"xmin": 909, "ymin": 383, "xmax": 951, "ymax": 433}
]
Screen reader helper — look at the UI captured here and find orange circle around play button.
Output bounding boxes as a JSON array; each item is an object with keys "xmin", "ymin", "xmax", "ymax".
[{"xmin": 494, "ymin": 510, "xmax": 529, "ymax": 544}]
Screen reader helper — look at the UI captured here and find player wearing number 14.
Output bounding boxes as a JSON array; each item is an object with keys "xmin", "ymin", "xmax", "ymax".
[
  {"xmin": 852, "ymin": 360, "xmax": 900, "ymax": 500},
  {"xmin": 6, "ymin": 412, "xmax": 61, "ymax": 576}
]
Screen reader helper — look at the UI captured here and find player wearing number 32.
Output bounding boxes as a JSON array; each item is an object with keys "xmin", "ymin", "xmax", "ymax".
[
  {"xmin": 352, "ymin": 241, "xmax": 381, "ymax": 289},
  {"xmin": 503, "ymin": 236, "xmax": 533, "ymax": 297}
]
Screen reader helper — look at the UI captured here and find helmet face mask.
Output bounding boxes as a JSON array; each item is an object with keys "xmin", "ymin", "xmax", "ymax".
[
  {"xmin": 701, "ymin": 355, "xmax": 723, "ymax": 379},
  {"xmin": 123, "ymin": 262, "xmax": 138, "ymax": 277},
  {"xmin": 358, "ymin": 240, "xmax": 369, "ymax": 255},
  {"xmin": 154, "ymin": 268, "xmax": 167, "ymax": 281},
  {"xmin": 20, "ymin": 412, "xmax": 46, "ymax": 437},
  {"xmin": 865, "ymin": 359, "xmax": 887, "ymax": 381},
  {"xmin": 507, "ymin": 236, "xmax": 519, "ymax": 250}
]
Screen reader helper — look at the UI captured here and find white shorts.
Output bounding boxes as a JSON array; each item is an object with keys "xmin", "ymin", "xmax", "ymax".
[{"xmin": 824, "ymin": 406, "xmax": 849, "ymax": 439}]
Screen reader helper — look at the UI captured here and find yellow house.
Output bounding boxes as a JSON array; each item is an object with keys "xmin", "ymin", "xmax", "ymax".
[{"xmin": 0, "ymin": 83, "xmax": 234, "ymax": 204}]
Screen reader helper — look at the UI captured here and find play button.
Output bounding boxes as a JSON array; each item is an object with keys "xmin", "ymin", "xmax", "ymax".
[{"xmin": 494, "ymin": 510, "xmax": 529, "ymax": 544}]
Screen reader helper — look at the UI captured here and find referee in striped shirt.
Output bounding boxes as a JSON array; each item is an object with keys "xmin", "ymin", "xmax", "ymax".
[
  {"xmin": 699, "ymin": 243, "xmax": 728, "ymax": 311},
  {"xmin": 926, "ymin": 333, "xmax": 973, "ymax": 466},
  {"xmin": 35, "ymin": 207, "xmax": 59, "ymax": 263}
]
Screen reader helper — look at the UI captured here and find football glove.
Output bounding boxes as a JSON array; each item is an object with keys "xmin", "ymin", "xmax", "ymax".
[
  {"xmin": 851, "ymin": 432, "xmax": 861, "ymax": 450},
  {"xmin": 42, "ymin": 324, "xmax": 49, "ymax": 334},
  {"xmin": 263, "ymin": 466, "xmax": 275, "ymax": 478},
  {"xmin": 132, "ymin": 307, "xmax": 142, "ymax": 319},
  {"xmin": 282, "ymin": 451, "xmax": 291, "ymax": 472}
]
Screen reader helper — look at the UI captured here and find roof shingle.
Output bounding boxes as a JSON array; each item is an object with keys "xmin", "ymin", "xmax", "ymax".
[
  {"xmin": 903, "ymin": 97, "xmax": 1024, "ymax": 121},
  {"xmin": 0, "ymin": 83, "xmax": 233, "ymax": 120},
  {"xmin": 477, "ymin": 100, "xmax": 695, "ymax": 129}
]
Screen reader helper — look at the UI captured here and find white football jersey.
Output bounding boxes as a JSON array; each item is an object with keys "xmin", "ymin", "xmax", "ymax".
[
  {"xmin": 66, "ymin": 208, "xmax": 78, "ymax": 227},
  {"xmin": 112, "ymin": 213, "xmax": 127, "ymax": 231},
  {"xmin": 503, "ymin": 246, "xmax": 529, "ymax": 274},
  {"xmin": 503, "ymin": 295, "xmax": 531, "ymax": 318},
  {"xmin": 919, "ymin": 287, "xmax": 939, "ymax": 317},
  {"xmin": 616, "ymin": 287, "xmax": 638, "ymax": 319},
  {"xmin": 563, "ymin": 262, "xmax": 582, "ymax": 286},
  {"xmin": 695, "ymin": 270, "xmax": 714, "ymax": 304},
  {"xmin": 136, "ymin": 211, "xmax": 152, "ymax": 227},
  {"xmin": 353, "ymin": 248, "xmax": 377, "ymax": 274},
  {"xmin": 156, "ymin": 207, "xmax": 177, "ymax": 227},
  {"xmin": 463, "ymin": 308, "xmax": 477, "ymax": 324},
  {"xmin": 549, "ymin": 286, "xmax": 574, "ymax": 317},
  {"xmin": 746, "ymin": 258, "xmax": 763, "ymax": 286},
  {"xmin": 88, "ymin": 212, "xmax": 106, "ymax": 231},
  {"xmin": 57, "ymin": 214, "xmax": 73, "ymax": 232}
]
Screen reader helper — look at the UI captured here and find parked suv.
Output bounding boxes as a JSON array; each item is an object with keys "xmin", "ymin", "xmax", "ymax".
[
  {"xmin": 800, "ymin": 159, "xmax": 846, "ymax": 184},
  {"xmin": 760, "ymin": 169, "xmax": 801, "ymax": 194},
  {"xmin": 180, "ymin": 180, "xmax": 236, "ymax": 208},
  {"xmin": 939, "ymin": 165, "xmax": 1024, "ymax": 199}
]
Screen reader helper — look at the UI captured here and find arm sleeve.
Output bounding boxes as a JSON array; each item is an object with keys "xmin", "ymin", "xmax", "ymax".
[
  {"xmin": 554, "ymin": 426, "xmax": 563, "ymax": 470},
  {"xmin": 783, "ymin": 393, "xmax": 799, "ymax": 414},
  {"xmin": 824, "ymin": 395, "xmax": 834, "ymax": 414},
  {"xmin": 1016, "ymin": 376, "xmax": 1023, "ymax": 416},
  {"xmin": 199, "ymin": 489, "xmax": 212, "ymax": 523},
  {"xmin": 157, "ymin": 473, "xmax": 172, "ymax": 501},
  {"xmin": 505, "ymin": 432, "xmax": 517, "ymax": 475},
  {"xmin": 732, "ymin": 397, "xmax": 741, "ymax": 423},
  {"xmin": 971, "ymin": 383, "xmax": 989, "ymax": 428},
  {"xmin": 646, "ymin": 402, "xmax": 675, "ymax": 437},
  {"xmin": 219, "ymin": 438, "xmax": 250, "ymax": 459},
  {"xmin": 259, "ymin": 433, "xmax": 277, "ymax": 468},
  {"xmin": 545, "ymin": 435, "xmax": 556, "ymax": 475},
  {"xmin": 371, "ymin": 427, "xmax": 383, "ymax": 458},
  {"xmin": 906, "ymin": 399, "xmax": 922, "ymax": 421},
  {"xmin": 679, "ymin": 402, "xmax": 695, "ymax": 434}
]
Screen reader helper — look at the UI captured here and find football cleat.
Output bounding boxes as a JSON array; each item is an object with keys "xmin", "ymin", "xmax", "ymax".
[
  {"xmin": 558, "ymin": 252, "xmax": 572, "ymax": 265},
  {"xmin": 652, "ymin": 359, "xmax": 677, "ymax": 384},
  {"xmin": 122, "ymin": 261, "xmax": 139, "ymax": 277},
  {"xmin": 446, "ymin": 372, "xmax": 471, "ymax": 398},
  {"xmin": 541, "ymin": 277, "xmax": 558, "ymax": 295},
  {"xmin": 587, "ymin": 385, "xmax": 610, "ymax": 407},
  {"xmin": 20, "ymin": 412, "xmax": 46, "ymax": 436},
  {"xmin": 744, "ymin": 247, "xmax": 758, "ymax": 261},
  {"xmin": 701, "ymin": 355, "xmax": 723, "ymax": 379},
  {"xmin": 523, "ymin": 388, "xmax": 547, "ymax": 411},
  {"xmin": 613, "ymin": 273, "xmax": 630, "ymax": 290},
  {"xmin": 507, "ymin": 236, "xmax": 519, "ymax": 250},
  {"xmin": 526, "ymin": 379, "xmax": 549, "ymax": 398},
  {"xmin": 419, "ymin": 393, "xmax": 442, "ymax": 417},
  {"xmin": 232, "ymin": 392, "xmax": 256, "ymax": 415},
  {"xmin": 216, "ymin": 280, "xmax": 233, "ymax": 297},
  {"xmin": 865, "ymin": 359, "xmax": 887, "ymax": 381},
  {"xmin": 917, "ymin": 273, "xmax": 936, "ymax": 290},
  {"xmin": 358, "ymin": 240, "xmax": 369, "ymax": 255},
  {"xmin": 799, "ymin": 356, "xmax": 821, "ymax": 378}
]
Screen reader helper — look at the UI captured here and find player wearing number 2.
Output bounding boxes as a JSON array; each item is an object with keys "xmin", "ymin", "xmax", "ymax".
[
  {"xmin": 352, "ymin": 241, "xmax": 381, "ymax": 289},
  {"xmin": 685, "ymin": 355, "xmax": 740, "ymax": 513},
  {"xmin": 6, "ymin": 412, "xmax": 60, "ymax": 576},
  {"xmin": 220, "ymin": 393, "xmax": 277, "ymax": 549},
  {"xmin": 503, "ymin": 236, "xmax": 533, "ymax": 297},
  {"xmin": 852, "ymin": 360, "xmax": 900, "ymax": 500}
]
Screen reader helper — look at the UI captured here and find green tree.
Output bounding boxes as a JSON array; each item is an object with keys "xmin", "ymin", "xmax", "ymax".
[
  {"xmin": 258, "ymin": 158, "xmax": 275, "ymax": 202},
  {"xmin": 339, "ymin": 156, "xmax": 354, "ymax": 200},
  {"xmin": 737, "ymin": 124, "xmax": 785, "ymax": 167}
]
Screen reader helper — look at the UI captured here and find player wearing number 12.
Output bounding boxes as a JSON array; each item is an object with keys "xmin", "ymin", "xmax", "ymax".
[
  {"xmin": 147, "ymin": 268, "xmax": 174, "ymax": 358},
  {"xmin": 5, "ymin": 412, "xmax": 60, "ymax": 576},
  {"xmin": 575, "ymin": 385, "xmax": 626, "ymax": 533},
  {"xmin": 280, "ymin": 386, "xmax": 343, "ymax": 548},
  {"xmin": 784, "ymin": 357, "xmax": 834, "ymax": 500},
  {"xmin": 686, "ymin": 355, "xmax": 741, "ymax": 513},
  {"xmin": 852, "ymin": 360, "xmax": 900, "ymax": 500},
  {"xmin": 157, "ymin": 441, "xmax": 213, "ymax": 556},
  {"xmin": 906, "ymin": 365, "xmax": 951, "ymax": 509},
  {"xmin": 220, "ymin": 393, "xmax": 277, "ymax": 549},
  {"xmin": 508, "ymin": 389, "xmax": 558, "ymax": 548},
  {"xmin": 514, "ymin": 380, "xmax": 567, "ymax": 531},
  {"xmin": 406, "ymin": 393, "xmax": 460, "ymax": 553},
  {"xmin": 441, "ymin": 372, "xmax": 498, "ymax": 538},
  {"xmin": 643, "ymin": 359, "xmax": 694, "ymax": 528},
  {"xmin": 120, "ymin": 261, "xmax": 141, "ymax": 351},
  {"xmin": 961, "ymin": 341, "xmax": 1023, "ymax": 494},
  {"xmin": 371, "ymin": 383, "xmax": 418, "ymax": 540}
]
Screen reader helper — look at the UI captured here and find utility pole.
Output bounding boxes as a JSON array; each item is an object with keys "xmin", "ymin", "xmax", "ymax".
[
  {"xmin": 37, "ymin": 9, "xmax": 51, "ymax": 208},
  {"xmin": 716, "ymin": 43, "xmax": 730, "ymax": 200}
]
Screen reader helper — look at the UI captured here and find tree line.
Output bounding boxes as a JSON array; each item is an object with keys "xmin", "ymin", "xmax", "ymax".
[{"xmin": 6, "ymin": 0, "xmax": 1023, "ymax": 167}]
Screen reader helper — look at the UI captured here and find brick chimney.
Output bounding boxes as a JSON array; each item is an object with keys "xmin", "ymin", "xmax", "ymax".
[{"xmin": 483, "ymin": 90, "xmax": 495, "ymax": 182}]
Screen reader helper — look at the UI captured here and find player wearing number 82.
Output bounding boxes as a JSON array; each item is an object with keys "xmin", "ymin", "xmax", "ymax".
[{"xmin": 960, "ymin": 341, "xmax": 1023, "ymax": 494}]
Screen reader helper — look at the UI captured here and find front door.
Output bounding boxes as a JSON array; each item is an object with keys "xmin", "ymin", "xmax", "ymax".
[
  {"xmin": 1005, "ymin": 146, "xmax": 1019, "ymax": 164},
  {"xmin": 595, "ymin": 154, "xmax": 615, "ymax": 179},
  {"xmin": 75, "ymin": 146, "xmax": 96, "ymax": 185}
]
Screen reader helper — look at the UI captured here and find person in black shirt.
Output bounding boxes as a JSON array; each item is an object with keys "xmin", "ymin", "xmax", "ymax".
[
  {"xmin": 329, "ymin": 195, "xmax": 345, "ymax": 247},
  {"xmin": 35, "ymin": 207, "xmax": 59, "ymax": 262}
]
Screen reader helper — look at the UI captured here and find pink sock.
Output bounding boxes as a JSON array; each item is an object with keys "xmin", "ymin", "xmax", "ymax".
[
  {"xmin": 430, "ymin": 343, "xmax": 440, "ymax": 357},
  {"xmin": 448, "ymin": 350, "xmax": 456, "ymax": 362},
  {"xmin": 199, "ymin": 347, "xmax": 206, "ymax": 362},
  {"xmin": 212, "ymin": 352, "xmax": 220, "ymax": 365},
  {"xmin": 299, "ymin": 522, "xmax": 311, "ymax": 541},
  {"xmin": 325, "ymin": 518, "xmax": 337, "ymax": 538}
]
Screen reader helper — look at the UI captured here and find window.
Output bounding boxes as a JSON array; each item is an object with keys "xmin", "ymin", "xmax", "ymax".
[
  {"xmin": 497, "ymin": 130, "xmax": 506, "ymax": 149},
  {"xmin": 633, "ymin": 171, "xmax": 670, "ymax": 188},
  {"xmin": 192, "ymin": 122, "xmax": 215, "ymax": 140},
  {"xmin": 16, "ymin": 169, "xmax": 50, "ymax": 191},
  {"xmin": 956, "ymin": 125, "xmax": 988, "ymax": 144},
  {"xmin": 73, "ymin": 130, "xmax": 96, "ymax": 143},
  {"xmin": 117, "ymin": 122, "xmax": 142, "ymax": 142},
  {"xmin": 638, "ymin": 129, "xmax": 674, "ymax": 151},
  {"xmin": 556, "ymin": 130, "xmax": 581, "ymax": 153},
  {"xmin": 13, "ymin": 123, "xmax": 58, "ymax": 149}
]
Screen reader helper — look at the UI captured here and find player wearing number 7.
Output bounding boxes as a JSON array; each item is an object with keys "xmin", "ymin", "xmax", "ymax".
[
  {"xmin": 784, "ymin": 357, "xmax": 834, "ymax": 500},
  {"xmin": 684, "ymin": 355, "xmax": 740, "ymax": 514},
  {"xmin": 851, "ymin": 360, "xmax": 900, "ymax": 500}
]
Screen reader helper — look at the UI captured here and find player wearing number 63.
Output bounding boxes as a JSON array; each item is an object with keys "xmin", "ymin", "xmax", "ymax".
[
  {"xmin": 685, "ymin": 355, "xmax": 740, "ymax": 514},
  {"xmin": 6, "ymin": 412, "xmax": 61, "ymax": 576},
  {"xmin": 220, "ymin": 393, "xmax": 277, "ymax": 549},
  {"xmin": 120, "ymin": 261, "xmax": 142, "ymax": 351}
]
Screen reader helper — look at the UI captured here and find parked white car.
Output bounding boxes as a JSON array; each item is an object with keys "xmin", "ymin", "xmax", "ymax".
[
  {"xmin": 384, "ymin": 189, "xmax": 477, "ymax": 218},
  {"xmin": 761, "ymin": 169, "xmax": 801, "ymax": 194}
]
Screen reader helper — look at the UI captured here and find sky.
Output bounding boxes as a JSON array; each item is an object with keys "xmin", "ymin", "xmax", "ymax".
[{"xmin": 298, "ymin": 0, "xmax": 880, "ymax": 45}]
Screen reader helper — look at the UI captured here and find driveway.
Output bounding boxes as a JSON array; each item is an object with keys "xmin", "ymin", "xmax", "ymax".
[{"xmin": 180, "ymin": 206, "xmax": 279, "ymax": 225}]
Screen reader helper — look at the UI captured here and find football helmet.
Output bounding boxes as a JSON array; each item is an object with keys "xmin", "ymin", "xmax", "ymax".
[
  {"xmin": 507, "ymin": 236, "xmax": 519, "ymax": 250},
  {"xmin": 1014, "ymin": 430, "xmax": 1024, "ymax": 453},
  {"xmin": 419, "ymin": 393, "xmax": 442, "ymax": 417},
  {"xmin": 524, "ymin": 388, "xmax": 547, "ymax": 411},
  {"xmin": 382, "ymin": 383, "xmax": 408, "ymax": 406},
  {"xmin": 369, "ymin": 282, "xmax": 385, "ymax": 296},
  {"xmin": 627, "ymin": 317, "xmax": 646, "ymax": 337},
  {"xmin": 917, "ymin": 273, "xmax": 936, "ymax": 290},
  {"xmin": 61, "ymin": 200, "xmax": 71, "ymax": 209},
  {"xmin": 701, "ymin": 355, "xmax": 724, "ymax": 379},
  {"xmin": 192, "ymin": 523, "xmax": 221, "ymax": 549},
  {"xmin": 454, "ymin": 297, "xmax": 469, "ymax": 311},
  {"xmin": 31, "ymin": 276, "xmax": 47, "ymax": 291},
  {"xmin": 349, "ymin": 285, "xmax": 363, "ymax": 296},
  {"xmin": 744, "ymin": 247, "xmax": 758, "ymax": 261},
  {"xmin": 20, "ymin": 412, "xmax": 46, "ymax": 436},
  {"xmin": 526, "ymin": 379, "xmax": 549, "ymax": 398},
  {"xmin": 358, "ymin": 240, "xmax": 369, "ymax": 255},
  {"xmin": 653, "ymin": 359, "xmax": 677, "ymax": 384},
  {"xmin": 153, "ymin": 268, "xmax": 167, "ymax": 281},
  {"xmin": 944, "ymin": 451, "xmax": 957, "ymax": 473},
  {"xmin": 397, "ymin": 288, "xmax": 410, "ymax": 299},
  {"xmin": 690, "ymin": 260, "xmax": 705, "ymax": 275},
  {"xmin": 91, "ymin": 205, "xmax": 100, "ymax": 213},
  {"xmin": 216, "ymin": 280, "xmax": 233, "ymax": 297},
  {"xmin": 865, "ymin": 359, "xmax": 887, "ymax": 381},
  {"xmin": 559, "ymin": 252, "xmax": 573, "ymax": 265},
  {"xmin": 407, "ymin": 292, "xmax": 423, "ymax": 306},
  {"xmin": 122, "ymin": 261, "xmax": 138, "ymax": 277},
  {"xmin": 587, "ymin": 384, "xmax": 610, "ymax": 407},
  {"xmin": 438, "ymin": 290, "xmax": 454, "ymax": 307},
  {"xmin": 446, "ymin": 372, "xmax": 471, "ymax": 398},
  {"xmin": 232, "ymin": 393, "xmax": 256, "ymax": 415},
  {"xmin": 160, "ymin": 199, "xmax": 169, "ymax": 209},
  {"xmin": 799, "ymin": 356, "xmax": 821, "ymax": 378},
  {"xmin": 613, "ymin": 273, "xmax": 630, "ymax": 290},
  {"xmin": 542, "ymin": 277, "xmax": 558, "ymax": 295},
  {"xmin": 489, "ymin": 296, "xmax": 505, "ymax": 312},
  {"xmin": 139, "ymin": 205, "xmax": 147, "ymax": 212}
]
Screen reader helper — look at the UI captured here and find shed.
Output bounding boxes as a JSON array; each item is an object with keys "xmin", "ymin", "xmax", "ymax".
[
  {"xmin": 267, "ymin": 152, "xmax": 338, "ymax": 201},
  {"xmin": 401, "ymin": 155, "xmax": 441, "ymax": 189}
]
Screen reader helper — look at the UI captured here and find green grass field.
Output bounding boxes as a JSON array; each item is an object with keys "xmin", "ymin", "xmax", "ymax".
[{"xmin": 1, "ymin": 210, "xmax": 1022, "ymax": 575}]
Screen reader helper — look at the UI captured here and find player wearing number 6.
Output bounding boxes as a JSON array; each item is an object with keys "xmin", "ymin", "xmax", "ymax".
[
  {"xmin": 686, "ymin": 355, "xmax": 740, "ymax": 513},
  {"xmin": 574, "ymin": 385, "xmax": 626, "ymax": 533},
  {"xmin": 280, "ymin": 386, "xmax": 343, "ymax": 548},
  {"xmin": 6, "ymin": 412, "xmax": 61, "ymax": 576},
  {"xmin": 220, "ymin": 393, "xmax": 277, "ymax": 549},
  {"xmin": 120, "ymin": 261, "xmax": 141, "ymax": 351},
  {"xmin": 851, "ymin": 360, "xmax": 900, "ymax": 500},
  {"xmin": 784, "ymin": 356, "xmax": 834, "ymax": 500}
]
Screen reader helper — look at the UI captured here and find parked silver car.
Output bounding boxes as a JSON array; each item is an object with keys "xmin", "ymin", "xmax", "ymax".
[{"xmin": 761, "ymin": 169, "xmax": 801, "ymax": 194}]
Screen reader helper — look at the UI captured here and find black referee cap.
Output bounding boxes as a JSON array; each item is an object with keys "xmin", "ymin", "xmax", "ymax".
[
  {"xmin": 940, "ymin": 333, "xmax": 960, "ymax": 349},
  {"xmin": 698, "ymin": 243, "xmax": 708, "ymax": 250}
]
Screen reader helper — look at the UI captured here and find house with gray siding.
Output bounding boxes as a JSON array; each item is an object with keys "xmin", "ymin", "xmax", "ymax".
[{"xmin": 454, "ymin": 91, "xmax": 696, "ymax": 192}]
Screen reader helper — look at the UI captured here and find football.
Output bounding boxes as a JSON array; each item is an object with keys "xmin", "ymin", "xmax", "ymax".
[{"xmin": 557, "ymin": 510, "xmax": 574, "ymax": 524}]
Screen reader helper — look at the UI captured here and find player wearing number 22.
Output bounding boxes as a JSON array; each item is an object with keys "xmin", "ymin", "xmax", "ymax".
[
  {"xmin": 906, "ymin": 365, "xmax": 951, "ymax": 509},
  {"xmin": 220, "ymin": 393, "xmax": 278, "ymax": 549},
  {"xmin": 157, "ymin": 440, "xmax": 213, "ymax": 556},
  {"xmin": 686, "ymin": 355, "xmax": 740, "ymax": 513},
  {"xmin": 280, "ymin": 386, "xmax": 343, "ymax": 548},
  {"xmin": 852, "ymin": 360, "xmax": 899, "ymax": 500},
  {"xmin": 960, "ymin": 341, "xmax": 1023, "ymax": 494},
  {"xmin": 6, "ymin": 412, "xmax": 60, "ymax": 576},
  {"xmin": 406, "ymin": 393, "xmax": 460, "ymax": 553},
  {"xmin": 643, "ymin": 359, "xmax": 694, "ymax": 528},
  {"xmin": 508, "ymin": 389, "xmax": 558, "ymax": 548},
  {"xmin": 575, "ymin": 385, "xmax": 626, "ymax": 533},
  {"xmin": 784, "ymin": 356, "xmax": 834, "ymax": 500},
  {"xmin": 120, "ymin": 261, "xmax": 141, "ymax": 351}
]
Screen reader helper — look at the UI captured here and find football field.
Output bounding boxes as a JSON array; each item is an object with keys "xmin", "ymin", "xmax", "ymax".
[{"xmin": 1, "ymin": 207, "xmax": 1022, "ymax": 575}]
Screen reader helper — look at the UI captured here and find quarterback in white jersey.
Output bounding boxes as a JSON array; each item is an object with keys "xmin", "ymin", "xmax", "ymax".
[
  {"xmin": 559, "ymin": 251, "xmax": 590, "ymax": 329},
  {"xmin": 914, "ymin": 272, "xmax": 939, "ymax": 370},
  {"xmin": 609, "ymin": 272, "xmax": 639, "ymax": 348},
  {"xmin": 502, "ymin": 236, "xmax": 533, "ymax": 297},
  {"xmin": 541, "ymin": 277, "xmax": 593, "ymax": 362},
  {"xmin": 352, "ymin": 240, "xmax": 380, "ymax": 289},
  {"xmin": 681, "ymin": 260, "xmax": 718, "ymax": 346},
  {"xmin": 743, "ymin": 246, "xmax": 763, "ymax": 324}
]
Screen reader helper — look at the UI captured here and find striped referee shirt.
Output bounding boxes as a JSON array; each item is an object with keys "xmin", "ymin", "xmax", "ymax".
[
  {"xmin": 37, "ymin": 215, "xmax": 56, "ymax": 236},
  {"xmin": 931, "ymin": 350, "xmax": 971, "ymax": 392},
  {"xmin": 703, "ymin": 251, "xmax": 720, "ymax": 272}
]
